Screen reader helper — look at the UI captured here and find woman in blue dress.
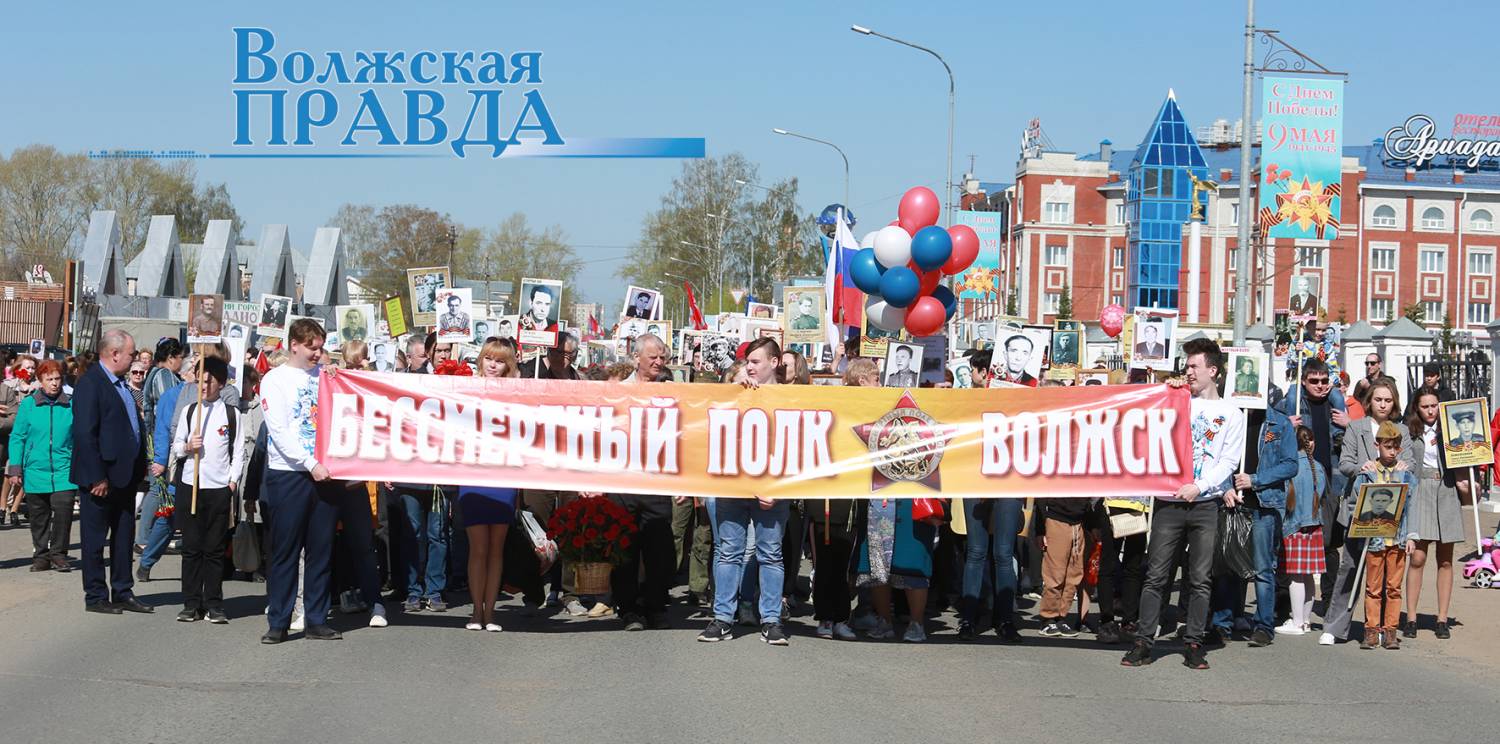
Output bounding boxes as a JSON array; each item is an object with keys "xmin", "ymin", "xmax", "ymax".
[{"xmin": 457, "ymin": 338, "xmax": 521, "ymax": 632}]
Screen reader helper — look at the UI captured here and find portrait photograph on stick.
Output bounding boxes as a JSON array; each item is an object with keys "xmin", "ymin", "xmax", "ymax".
[
  {"xmin": 882, "ymin": 341, "xmax": 922, "ymax": 388},
  {"xmin": 1438, "ymin": 398, "xmax": 1493, "ymax": 468},
  {"xmin": 517, "ymin": 277, "xmax": 563, "ymax": 347},
  {"xmin": 1348, "ymin": 482, "xmax": 1408, "ymax": 539},
  {"xmin": 407, "ymin": 266, "xmax": 450, "ymax": 327},
  {"xmin": 186, "ymin": 293, "xmax": 223, "ymax": 344}
]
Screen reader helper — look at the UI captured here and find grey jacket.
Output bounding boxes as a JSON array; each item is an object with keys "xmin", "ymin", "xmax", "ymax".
[{"xmin": 1336, "ymin": 418, "xmax": 1413, "ymax": 525}]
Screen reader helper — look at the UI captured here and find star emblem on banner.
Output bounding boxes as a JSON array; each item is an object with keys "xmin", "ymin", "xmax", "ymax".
[{"xmin": 852, "ymin": 391, "xmax": 954, "ymax": 493}]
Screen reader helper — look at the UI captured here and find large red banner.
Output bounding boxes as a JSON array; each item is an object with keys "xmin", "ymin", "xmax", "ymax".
[{"xmin": 316, "ymin": 370, "xmax": 1193, "ymax": 499}]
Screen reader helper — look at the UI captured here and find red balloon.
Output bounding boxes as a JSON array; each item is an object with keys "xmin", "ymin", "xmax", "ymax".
[
  {"xmin": 943, "ymin": 224, "xmax": 980, "ymax": 275},
  {"xmin": 904, "ymin": 296, "xmax": 946, "ymax": 336},
  {"xmin": 898, "ymin": 187, "xmax": 940, "ymax": 234},
  {"xmin": 1100, "ymin": 303, "xmax": 1126, "ymax": 338},
  {"xmin": 907, "ymin": 262, "xmax": 941, "ymax": 296}
]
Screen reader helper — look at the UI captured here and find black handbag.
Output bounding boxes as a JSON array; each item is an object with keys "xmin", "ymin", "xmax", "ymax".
[
  {"xmin": 1214, "ymin": 506, "xmax": 1256, "ymax": 580},
  {"xmin": 231, "ymin": 522, "xmax": 260, "ymax": 574}
]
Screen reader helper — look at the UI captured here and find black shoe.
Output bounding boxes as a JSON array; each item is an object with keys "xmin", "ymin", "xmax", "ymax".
[
  {"xmin": 261, "ymin": 629, "xmax": 288, "ymax": 644},
  {"xmin": 1204, "ymin": 627, "xmax": 1227, "ymax": 646},
  {"xmin": 304, "ymin": 625, "xmax": 342, "ymax": 640},
  {"xmin": 85, "ymin": 601, "xmax": 122, "ymax": 615},
  {"xmin": 1121, "ymin": 639, "xmax": 1153, "ymax": 667},
  {"xmin": 622, "ymin": 613, "xmax": 647, "ymax": 632},
  {"xmin": 135, "ymin": 566, "xmax": 150, "ymax": 583},
  {"xmin": 114, "ymin": 597, "xmax": 154, "ymax": 614},
  {"xmin": 997, "ymin": 622, "xmax": 1024, "ymax": 644},
  {"xmin": 646, "ymin": 612, "xmax": 668, "ymax": 630},
  {"xmin": 206, "ymin": 608, "xmax": 229, "ymax": 624},
  {"xmin": 1183, "ymin": 642, "xmax": 1210, "ymax": 670},
  {"xmin": 1230, "ymin": 627, "xmax": 1253, "ymax": 643},
  {"xmin": 29, "ymin": 557, "xmax": 49, "ymax": 572},
  {"xmin": 176, "ymin": 609, "xmax": 203, "ymax": 622},
  {"xmin": 47, "ymin": 555, "xmax": 71, "ymax": 572},
  {"xmin": 1096, "ymin": 620, "xmax": 1122, "ymax": 645},
  {"xmin": 1434, "ymin": 622, "xmax": 1451, "ymax": 639},
  {"xmin": 957, "ymin": 622, "xmax": 977, "ymax": 641},
  {"xmin": 760, "ymin": 622, "xmax": 789, "ymax": 646},
  {"xmin": 1402, "ymin": 619, "xmax": 1417, "ymax": 639},
  {"xmin": 697, "ymin": 619, "xmax": 732, "ymax": 642},
  {"xmin": 1248, "ymin": 628, "xmax": 1274, "ymax": 647}
]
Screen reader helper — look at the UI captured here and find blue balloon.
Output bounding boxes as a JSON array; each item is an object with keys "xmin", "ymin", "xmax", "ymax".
[
  {"xmin": 931, "ymin": 285, "xmax": 957, "ymax": 319},
  {"xmin": 910, "ymin": 225, "xmax": 953, "ymax": 271},
  {"xmin": 849, "ymin": 248, "xmax": 886, "ymax": 294},
  {"xmin": 879, "ymin": 266, "xmax": 920, "ymax": 308}
]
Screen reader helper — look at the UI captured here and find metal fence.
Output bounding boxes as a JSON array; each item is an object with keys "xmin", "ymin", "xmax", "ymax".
[{"xmin": 1405, "ymin": 350, "xmax": 1493, "ymax": 403}]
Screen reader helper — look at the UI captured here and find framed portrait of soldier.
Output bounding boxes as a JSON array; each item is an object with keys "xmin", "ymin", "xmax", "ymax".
[
  {"xmin": 517, "ymin": 277, "xmax": 562, "ymax": 347},
  {"xmin": 224, "ymin": 322, "xmax": 252, "ymax": 346},
  {"xmin": 620, "ymin": 285, "xmax": 662, "ymax": 321},
  {"xmin": 1439, "ymin": 398, "xmax": 1493, "ymax": 468},
  {"xmin": 990, "ymin": 326, "xmax": 1047, "ymax": 388},
  {"xmin": 1288, "ymin": 273, "xmax": 1320, "ymax": 319},
  {"xmin": 1348, "ymin": 482, "xmax": 1409, "ymax": 539},
  {"xmin": 406, "ymin": 266, "xmax": 450, "ymax": 327},
  {"xmin": 336, "ymin": 304, "xmax": 375, "ymax": 346},
  {"xmin": 471, "ymin": 315, "xmax": 493, "ymax": 344},
  {"xmin": 490, "ymin": 315, "xmax": 518, "ymax": 341},
  {"xmin": 678, "ymin": 330, "xmax": 703, "ymax": 367},
  {"xmin": 1225, "ymin": 350, "xmax": 1270, "ymax": 410},
  {"xmin": 186, "ymin": 293, "xmax": 224, "ymax": 344},
  {"xmin": 257, "ymin": 294, "xmax": 292, "ymax": 338},
  {"xmin": 747, "ymin": 302, "xmax": 777, "ymax": 320},
  {"xmin": 742, "ymin": 318, "xmax": 779, "ymax": 344},
  {"xmin": 1129, "ymin": 309, "xmax": 1177, "ymax": 371},
  {"xmin": 641, "ymin": 320, "xmax": 673, "ymax": 346},
  {"xmin": 882, "ymin": 342, "xmax": 922, "ymax": 388},
  {"xmin": 1076, "ymin": 369, "xmax": 1110, "ymax": 387},
  {"xmin": 224, "ymin": 335, "xmax": 246, "ymax": 385},
  {"xmin": 782, "ymin": 286, "xmax": 825, "ymax": 345},
  {"xmin": 948, "ymin": 357, "xmax": 975, "ymax": 389},
  {"xmin": 369, "ymin": 337, "xmax": 397, "ymax": 372},
  {"xmin": 701, "ymin": 332, "xmax": 735, "ymax": 374},
  {"xmin": 1049, "ymin": 328, "xmax": 1081, "ymax": 369},
  {"xmin": 433, "ymin": 288, "xmax": 474, "ymax": 344},
  {"xmin": 616, "ymin": 318, "xmax": 648, "ymax": 341}
]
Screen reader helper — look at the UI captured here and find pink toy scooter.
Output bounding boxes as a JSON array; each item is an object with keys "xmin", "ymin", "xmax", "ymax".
[{"xmin": 1463, "ymin": 538, "xmax": 1500, "ymax": 588}]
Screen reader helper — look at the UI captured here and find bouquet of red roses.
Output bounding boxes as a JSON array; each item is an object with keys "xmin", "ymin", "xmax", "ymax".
[
  {"xmin": 546, "ymin": 496, "xmax": 638, "ymax": 566},
  {"xmin": 432, "ymin": 359, "xmax": 472, "ymax": 376}
]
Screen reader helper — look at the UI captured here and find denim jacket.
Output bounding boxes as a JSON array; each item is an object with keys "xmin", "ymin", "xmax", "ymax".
[
  {"xmin": 1349, "ymin": 468, "xmax": 1417, "ymax": 551},
  {"xmin": 1284, "ymin": 453, "xmax": 1326, "ymax": 537},
  {"xmin": 1246, "ymin": 407, "xmax": 1298, "ymax": 510}
]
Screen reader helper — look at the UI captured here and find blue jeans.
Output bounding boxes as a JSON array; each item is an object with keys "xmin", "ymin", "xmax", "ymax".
[
  {"xmin": 1211, "ymin": 507, "xmax": 1282, "ymax": 632},
  {"xmin": 139, "ymin": 483, "xmax": 174, "ymax": 570},
  {"xmin": 399, "ymin": 489, "xmax": 448, "ymax": 600},
  {"xmin": 135, "ymin": 480, "xmax": 162, "ymax": 544},
  {"xmin": 708, "ymin": 498, "xmax": 788, "ymax": 624},
  {"xmin": 959, "ymin": 498, "xmax": 1022, "ymax": 627}
]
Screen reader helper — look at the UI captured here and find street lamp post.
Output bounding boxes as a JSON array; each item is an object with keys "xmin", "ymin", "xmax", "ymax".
[
  {"xmin": 772, "ymin": 128, "xmax": 850, "ymax": 210},
  {"xmin": 852, "ymin": 24, "xmax": 954, "ymax": 227}
]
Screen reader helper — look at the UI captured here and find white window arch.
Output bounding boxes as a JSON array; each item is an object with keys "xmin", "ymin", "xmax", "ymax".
[
  {"xmin": 1372, "ymin": 204, "xmax": 1397, "ymax": 228},
  {"xmin": 1471, "ymin": 208, "xmax": 1494, "ymax": 232},
  {"xmin": 1421, "ymin": 206, "xmax": 1447, "ymax": 229}
]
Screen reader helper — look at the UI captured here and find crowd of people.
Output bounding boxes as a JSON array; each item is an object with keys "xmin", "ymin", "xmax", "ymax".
[{"xmin": 0, "ymin": 325, "xmax": 1486, "ymax": 670}]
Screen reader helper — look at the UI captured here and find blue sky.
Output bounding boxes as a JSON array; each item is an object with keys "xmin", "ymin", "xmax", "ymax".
[{"xmin": 1, "ymin": 0, "xmax": 1486, "ymax": 306}]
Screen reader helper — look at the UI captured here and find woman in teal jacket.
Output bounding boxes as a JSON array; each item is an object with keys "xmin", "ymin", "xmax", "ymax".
[{"xmin": 5, "ymin": 359, "xmax": 75, "ymax": 572}]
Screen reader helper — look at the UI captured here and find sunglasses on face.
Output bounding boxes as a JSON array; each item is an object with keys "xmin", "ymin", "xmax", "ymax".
[{"xmin": 1306, "ymin": 377, "xmax": 1331, "ymax": 386}]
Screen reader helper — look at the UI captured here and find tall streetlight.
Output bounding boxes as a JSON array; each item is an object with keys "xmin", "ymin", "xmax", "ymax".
[
  {"xmin": 707, "ymin": 210, "xmax": 758, "ymax": 301},
  {"xmin": 851, "ymin": 24, "xmax": 954, "ymax": 227},
  {"xmin": 772, "ymin": 128, "xmax": 849, "ymax": 209}
]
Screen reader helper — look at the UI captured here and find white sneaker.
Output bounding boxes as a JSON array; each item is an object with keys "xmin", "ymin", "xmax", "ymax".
[
  {"xmin": 1318, "ymin": 632, "xmax": 1335, "ymax": 646},
  {"xmin": 867, "ymin": 617, "xmax": 895, "ymax": 640},
  {"xmin": 368, "ymin": 603, "xmax": 388, "ymax": 628},
  {"xmin": 564, "ymin": 599, "xmax": 588, "ymax": 617},
  {"xmin": 289, "ymin": 613, "xmax": 305, "ymax": 632},
  {"xmin": 485, "ymin": 623, "xmax": 503, "ymax": 633},
  {"xmin": 1275, "ymin": 620, "xmax": 1306, "ymax": 636},
  {"xmin": 465, "ymin": 621, "xmax": 483, "ymax": 631},
  {"xmin": 816, "ymin": 620, "xmax": 834, "ymax": 639},
  {"xmin": 832, "ymin": 622, "xmax": 858, "ymax": 641},
  {"xmin": 903, "ymin": 622, "xmax": 928, "ymax": 643}
]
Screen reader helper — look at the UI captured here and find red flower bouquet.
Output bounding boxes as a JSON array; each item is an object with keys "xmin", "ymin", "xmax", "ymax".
[
  {"xmin": 433, "ymin": 359, "xmax": 473, "ymax": 376},
  {"xmin": 546, "ymin": 497, "xmax": 638, "ymax": 566}
]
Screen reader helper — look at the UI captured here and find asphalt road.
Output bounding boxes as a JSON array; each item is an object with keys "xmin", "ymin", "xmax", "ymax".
[{"xmin": 0, "ymin": 520, "xmax": 1496, "ymax": 744}]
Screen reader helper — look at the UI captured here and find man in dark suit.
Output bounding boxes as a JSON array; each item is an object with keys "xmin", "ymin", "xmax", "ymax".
[
  {"xmin": 1134, "ymin": 321, "xmax": 1166, "ymax": 360},
  {"xmin": 71, "ymin": 329, "xmax": 152, "ymax": 614}
]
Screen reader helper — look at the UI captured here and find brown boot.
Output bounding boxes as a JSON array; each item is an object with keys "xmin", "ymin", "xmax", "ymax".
[
  {"xmin": 1382, "ymin": 628, "xmax": 1400, "ymax": 650},
  {"xmin": 1360, "ymin": 628, "xmax": 1380, "ymax": 649}
]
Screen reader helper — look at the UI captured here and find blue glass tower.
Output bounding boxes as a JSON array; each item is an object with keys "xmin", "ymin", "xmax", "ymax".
[{"xmin": 1126, "ymin": 91, "xmax": 1208, "ymax": 310}]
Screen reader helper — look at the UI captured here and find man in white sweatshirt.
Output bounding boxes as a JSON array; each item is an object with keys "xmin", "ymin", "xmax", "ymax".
[
  {"xmin": 259, "ymin": 319, "xmax": 341, "ymax": 644},
  {"xmin": 171, "ymin": 357, "xmax": 245, "ymax": 624},
  {"xmin": 1122, "ymin": 338, "xmax": 1244, "ymax": 671}
]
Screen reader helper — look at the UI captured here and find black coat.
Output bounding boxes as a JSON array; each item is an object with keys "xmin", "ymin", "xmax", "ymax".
[{"xmin": 70, "ymin": 364, "xmax": 146, "ymax": 489}]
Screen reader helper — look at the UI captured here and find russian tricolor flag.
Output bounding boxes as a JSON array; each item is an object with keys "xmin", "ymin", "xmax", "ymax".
[{"xmin": 824, "ymin": 209, "xmax": 864, "ymax": 344}]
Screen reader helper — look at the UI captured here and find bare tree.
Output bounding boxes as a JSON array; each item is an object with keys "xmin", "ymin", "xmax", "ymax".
[{"xmin": 0, "ymin": 145, "xmax": 91, "ymax": 279}]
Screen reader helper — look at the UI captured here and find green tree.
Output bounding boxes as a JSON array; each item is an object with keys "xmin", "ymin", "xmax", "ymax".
[
  {"xmin": 1057, "ymin": 282, "xmax": 1073, "ymax": 320},
  {"xmin": 1403, "ymin": 301, "xmax": 1425, "ymax": 324},
  {"xmin": 0, "ymin": 145, "xmax": 91, "ymax": 279},
  {"xmin": 459, "ymin": 213, "xmax": 581, "ymax": 315},
  {"xmin": 1440, "ymin": 309, "xmax": 1455, "ymax": 350}
]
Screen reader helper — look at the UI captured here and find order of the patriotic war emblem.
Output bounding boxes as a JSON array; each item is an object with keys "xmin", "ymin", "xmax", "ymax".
[{"xmin": 853, "ymin": 391, "xmax": 950, "ymax": 493}]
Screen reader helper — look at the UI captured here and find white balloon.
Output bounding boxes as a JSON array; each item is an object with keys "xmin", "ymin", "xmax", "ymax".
[
  {"xmin": 860, "ymin": 230, "xmax": 878, "ymax": 249},
  {"xmin": 865, "ymin": 297, "xmax": 907, "ymax": 332},
  {"xmin": 872, "ymin": 225, "xmax": 912, "ymax": 269}
]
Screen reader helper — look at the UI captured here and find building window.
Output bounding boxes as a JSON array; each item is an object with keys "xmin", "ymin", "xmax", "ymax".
[
  {"xmin": 1227, "ymin": 202, "xmax": 1239, "ymax": 226},
  {"xmin": 1041, "ymin": 292, "xmax": 1060, "ymax": 314},
  {"xmin": 1370, "ymin": 245, "xmax": 1396, "ymax": 271},
  {"xmin": 1421, "ymin": 300, "xmax": 1445, "ymax": 324},
  {"xmin": 1419, "ymin": 246, "xmax": 1445, "ymax": 273},
  {"xmin": 1421, "ymin": 206, "xmax": 1447, "ymax": 230},
  {"xmin": 1472, "ymin": 209, "xmax": 1495, "ymax": 232},
  {"xmin": 1298, "ymin": 246, "xmax": 1324, "ymax": 269},
  {"xmin": 1114, "ymin": 204, "xmax": 1126, "ymax": 225},
  {"xmin": 1469, "ymin": 250, "xmax": 1494, "ymax": 276},
  {"xmin": 1370, "ymin": 298, "xmax": 1393, "ymax": 321},
  {"xmin": 1111, "ymin": 294, "xmax": 1124, "ymax": 306},
  {"xmin": 1043, "ymin": 201, "xmax": 1072, "ymax": 224},
  {"xmin": 1468, "ymin": 302, "xmax": 1492, "ymax": 326},
  {"xmin": 1371, "ymin": 204, "xmax": 1397, "ymax": 228},
  {"xmin": 1044, "ymin": 245, "xmax": 1069, "ymax": 266},
  {"xmin": 1112, "ymin": 246, "xmax": 1124, "ymax": 268}
]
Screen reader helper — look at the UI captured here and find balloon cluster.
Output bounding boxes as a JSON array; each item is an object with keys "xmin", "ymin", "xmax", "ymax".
[{"xmin": 849, "ymin": 187, "xmax": 979, "ymax": 337}]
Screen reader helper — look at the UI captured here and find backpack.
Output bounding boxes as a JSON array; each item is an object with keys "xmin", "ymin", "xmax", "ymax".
[{"xmin": 173, "ymin": 400, "xmax": 238, "ymax": 482}]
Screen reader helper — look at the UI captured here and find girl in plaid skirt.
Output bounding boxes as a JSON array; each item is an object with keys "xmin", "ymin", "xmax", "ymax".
[{"xmin": 1280, "ymin": 426, "xmax": 1326, "ymax": 635}]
